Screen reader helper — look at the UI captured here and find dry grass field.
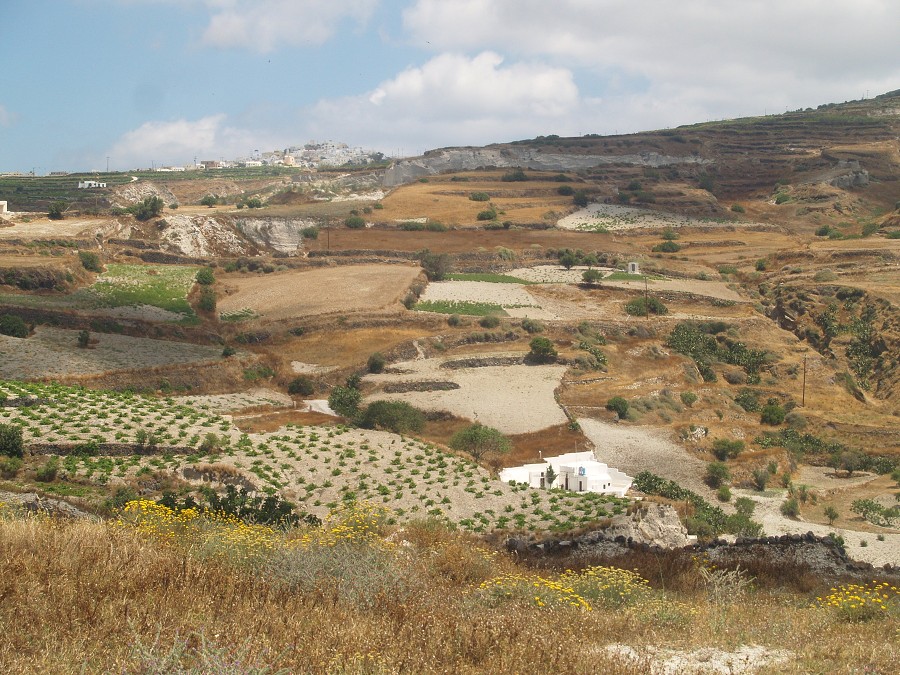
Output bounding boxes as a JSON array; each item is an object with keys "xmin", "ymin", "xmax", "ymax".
[{"xmin": 217, "ymin": 264, "xmax": 421, "ymax": 321}]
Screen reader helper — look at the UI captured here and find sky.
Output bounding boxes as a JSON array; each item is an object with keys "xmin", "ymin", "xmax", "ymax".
[{"xmin": 1, "ymin": 0, "xmax": 898, "ymax": 173}]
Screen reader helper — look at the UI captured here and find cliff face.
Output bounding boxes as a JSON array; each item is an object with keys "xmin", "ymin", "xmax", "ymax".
[{"xmin": 383, "ymin": 146, "xmax": 710, "ymax": 187}]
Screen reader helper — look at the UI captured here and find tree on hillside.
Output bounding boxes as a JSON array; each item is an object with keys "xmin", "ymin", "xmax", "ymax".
[
  {"xmin": 582, "ymin": 269, "xmax": 602, "ymax": 286},
  {"xmin": 419, "ymin": 249, "xmax": 452, "ymax": 281},
  {"xmin": 200, "ymin": 195, "xmax": 217, "ymax": 208},
  {"xmin": 0, "ymin": 423, "xmax": 24, "ymax": 458},
  {"xmin": 48, "ymin": 201, "xmax": 67, "ymax": 220},
  {"xmin": 129, "ymin": 196, "xmax": 164, "ymax": 221},
  {"xmin": 450, "ymin": 423, "xmax": 511, "ymax": 463},
  {"xmin": 528, "ymin": 336, "xmax": 557, "ymax": 363}
]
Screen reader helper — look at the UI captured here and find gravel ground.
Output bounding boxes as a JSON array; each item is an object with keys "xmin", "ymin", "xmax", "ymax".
[
  {"xmin": 175, "ymin": 388, "xmax": 293, "ymax": 414},
  {"xmin": 0, "ymin": 327, "xmax": 222, "ymax": 379},
  {"xmin": 418, "ymin": 280, "xmax": 557, "ymax": 319},
  {"xmin": 557, "ymin": 204, "xmax": 713, "ymax": 231},
  {"xmin": 365, "ymin": 353, "xmax": 569, "ymax": 434}
]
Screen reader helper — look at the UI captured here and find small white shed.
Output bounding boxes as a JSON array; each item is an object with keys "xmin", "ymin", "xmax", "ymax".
[{"xmin": 628, "ymin": 261, "xmax": 640, "ymax": 275}]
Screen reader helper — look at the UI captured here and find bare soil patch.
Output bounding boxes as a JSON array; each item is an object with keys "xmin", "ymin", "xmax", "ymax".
[
  {"xmin": 0, "ymin": 216, "xmax": 127, "ymax": 240},
  {"xmin": 364, "ymin": 353, "xmax": 569, "ymax": 434},
  {"xmin": 0, "ymin": 326, "xmax": 222, "ymax": 379},
  {"xmin": 217, "ymin": 264, "xmax": 420, "ymax": 321},
  {"xmin": 275, "ymin": 326, "xmax": 432, "ymax": 369}
]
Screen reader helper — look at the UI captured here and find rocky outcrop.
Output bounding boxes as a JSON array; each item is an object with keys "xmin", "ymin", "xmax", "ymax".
[
  {"xmin": 236, "ymin": 217, "xmax": 318, "ymax": 255},
  {"xmin": 111, "ymin": 181, "xmax": 178, "ymax": 208},
  {"xmin": 0, "ymin": 490, "xmax": 93, "ymax": 519},
  {"xmin": 159, "ymin": 214, "xmax": 254, "ymax": 257},
  {"xmin": 383, "ymin": 147, "xmax": 711, "ymax": 187}
]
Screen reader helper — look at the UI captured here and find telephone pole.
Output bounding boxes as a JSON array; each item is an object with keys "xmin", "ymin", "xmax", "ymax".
[{"xmin": 801, "ymin": 355, "xmax": 807, "ymax": 407}]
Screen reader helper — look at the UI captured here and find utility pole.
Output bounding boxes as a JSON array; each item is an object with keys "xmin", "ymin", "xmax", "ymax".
[
  {"xmin": 801, "ymin": 355, "xmax": 807, "ymax": 407},
  {"xmin": 106, "ymin": 156, "xmax": 109, "ymax": 173},
  {"xmin": 644, "ymin": 276, "xmax": 649, "ymax": 319}
]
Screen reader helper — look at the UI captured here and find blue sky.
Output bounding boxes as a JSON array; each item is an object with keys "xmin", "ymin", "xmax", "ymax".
[{"xmin": 2, "ymin": 0, "xmax": 898, "ymax": 173}]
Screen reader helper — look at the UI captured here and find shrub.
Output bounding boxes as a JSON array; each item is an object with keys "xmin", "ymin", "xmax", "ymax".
[
  {"xmin": 624, "ymin": 296, "xmax": 668, "ymax": 316},
  {"xmin": 244, "ymin": 197, "xmax": 263, "ymax": 209},
  {"xmin": 77, "ymin": 330, "xmax": 90, "ymax": 348},
  {"xmin": 520, "ymin": 318, "xmax": 543, "ymax": 334},
  {"xmin": 557, "ymin": 185, "xmax": 575, "ymax": 196},
  {"xmin": 367, "ymin": 352, "xmax": 386, "ymax": 374},
  {"xmin": 652, "ymin": 241, "xmax": 681, "ymax": 253},
  {"xmin": 717, "ymin": 485, "xmax": 732, "ymax": 502},
  {"xmin": 196, "ymin": 267, "xmax": 215, "ymax": 285},
  {"xmin": 734, "ymin": 389, "xmax": 760, "ymax": 412},
  {"xmin": 450, "ymin": 423, "xmax": 510, "ymax": 462},
  {"xmin": 886, "ymin": 230, "xmax": 900, "ymax": 239},
  {"xmin": 221, "ymin": 346, "xmax": 236, "ymax": 357},
  {"xmin": 287, "ymin": 376, "xmax": 315, "ymax": 396},
  {"xmin": 78, "ymin": 250, "xmax": 102, "ymax": 272},
  {"xmin": 479, "ymin": 315, "xmax": 500, "ymax": 329},
  {"xmin": 528, "ymin": 336, "xmax": 557, "ymax": 362},
  {"xmin": 573, "ymin": 190, "xmax": 589, "ymax": 207},
  {"xmin": 0, "ymin": 455, "xmax": 23, "ymax": 478},
  {"xmin": 129, "ymin": 196, "xmax": 164, "ymax": 221},
  {"xmin": 661, "ymin": 228, "xmax": 679, "ymax": 241},
  {"xmin": 200, "ymin": 195, "xmax": 217, "ymax": 207},
  {"xmin": 755, "ymin": 259, "xmax": 767, "ymax": 271},
  {"xmin": 731, "ymin": 204, "xmax": 745, "ymax": 213},
  {"xmin": 301, "ymin": 226, "xmax": 319, "ymax": 239},
  {"xmin": 711, "ymin": 439, "xmax": 744, "ymax": 461},
  {"xmin": 705, "ymin": 462, "xmax": 730, "ymax": 489},
  {"xmin": 774, "ymin": 193, "xmax": 790, "ymax": 205},
  {"xmin": 419, "ymin": 249, "xmax": 452, "ymax": 281},
  {"xmin": 198, "ymin": 287, "xmax": 216, "ymax": 312},
  {"xmin": 328, "ymin": 386, "xmax": 361, "ymax": 418},
  {"xmin": 606, "ymin": 396, "xmax": 629, "ymax": 419},
  {"xmin": 582, "ymin": 269, "xmax": 603, "ymax": 285},
  {"xmin": 824, "ymin": 505, "xmax": 839, "ymax": 525},
  {"xmin": 680, "ymin": 391, "xmax": 698, "ymax": 407},
  {"xmin": 501, "ymin": 169, "xmax": 527, "ymax": 182},
  {"xmin": 476, "ymin": 209, "xmax": 497, "ymax": 221},
  {"xmin": 447, "ymin": 314, "xmax": 462, "ymax": 327},
  {"xmin": 469, "ymin": 192, "xmax": 490, "ymax": 202},
  {"xmin": 35, "ymin": 457, "xmax": 59, "ymax": 482},
  {"xmin": 0, "ymin": 423, "xmax": 24, "ymax": 458},
  {"xmin": 814, "ymin": 269, "xmax": 838, "ymax": 282},
  {"xmin": 0, "ymin": 314, "xmax": 29, "ymax": 338},
  {"xmin": 48, "ymin": 201, "xmax": 67, "ymax": 220},
  {"xmin": 780, "ymin": 498, "xmax": 800, "ymax": 518},
  {"xmin": 734, "ymin": 497, "xmax": 756, "ymax": 516},
  {"xmin": 751, "ymin": 468, "xmax": 769, "ymax": 491},
  {"xmin": 345, "ymin": 215, "xmax": 365, "ymax": 229},
  {"xmin": 760, "ymin": 398, "xmax": 786, "ymax": 425},
  {"xmin": 356, "ymin": 400, "xmax": 425, "ymax": 434}
]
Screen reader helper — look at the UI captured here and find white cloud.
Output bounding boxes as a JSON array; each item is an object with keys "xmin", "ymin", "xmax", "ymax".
[
  {"xmin": 403, "ymin": 0, "xmax": 900, "ymax": 124},
  {"xmin": 200, "ymin": 0, "xmax": 377, "ymax": 51},
  {"xmin": 107, "ymin": 114, "xmax": 279, "ymax": 168},
  {"xmin": 305, "ymin": 52, "xmax": 585, "ymax": 151}
]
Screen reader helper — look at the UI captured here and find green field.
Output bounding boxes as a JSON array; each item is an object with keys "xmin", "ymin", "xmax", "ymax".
[
  {"xmin": 82, "ymin": 264, "xmax": 199, "ymax": 316},
  {"xmin": 414, "ymin": 300, "xmax": 510, "ymax": 316}
]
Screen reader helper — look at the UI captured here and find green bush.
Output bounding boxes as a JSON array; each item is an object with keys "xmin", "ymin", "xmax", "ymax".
[
  {"xmin": 476, "ymin": 209, "xmax": 497, "ymax": 221},
  {"xmin": 200, "ymin": 195, "xmax": 217, "ymax": 207},
  {"xmin": 301, "ymin": 226, "xmax": 319, "ymax": 239},
  {"xmin": 731, "ymin": 204, "xmax": 745, "ymax": 213},
  {"xmin": 469, "ymin": 192, "xmax": 490, "ymax": 202},
  {"xmin": 734, "ymin": 388, "xmax": 760, "ymax": 412},
  {"xmin": 528, "ymin": 336, "xmax": 557, "ymax": 362},
  {"xmin": 328, "ymin": 386, "xmax": 362, "ymax": 418},
  {"xmin": 661, "ymin": 228, "xmax": 679, "ymax": 241},
  {"xmin": 557, "ymin": 185, "xmax": 575, "ymax": 196},
  {"xmin": 780, "ymin": 498, "xmax": 800, "ymax": 518},
  {"xmin": 419, "ymin": 249, "xmax": 452, "ymax": 281},
  {"xmin": 447, "ymin": 314, "xmax": 462, "ymax": 327},
  {"xmin": 886, "ymin": 230, "xmax": 900, "ymax": 239},
  {"xmin": 78, "ymin": 250, "xmax": 103, "ymax": 272},
  {"xmin": 624, "ymin": 296, "xmax": 668, "ymax": 316},
  {"xmin": 501, "ymin": 169, "xmax": 527, "ymax": 182},
  {"xmin": 287, "ymin": 376, "xmax": 315, "ymax": 396},
  {"xmin": 221, "ymin": 346, "xmax": 236, "ymax": 357},
  {"xmin": 717, "ymin": 485, "xmax": 732, "ymax": 502},
  {"xmin": 705, "ymin": 462, "xmax": 730, "ymax": 488},
  {"xmin": 198, "ymin": 287, "xmax": 216, "ymax": 312},
  {"xmin": 196, "ymin": 267, "xmax": 215, "ymax": 285},
  {"xmin": 77, "ymin": 330, "xmax": 90, "ymax": 348},
  {"xmin": 345, "ymin": 215, "xmax": 366, "ymax": 229},
  {"xmin": 652, "ymin": 241, "xmax": 681, "ymax": 253},
  {"xmin": 573, "ymin": 190, "xmax": 589, "ymax": 207},
  {"xmin": 0, "ymin": 455, "xmax": 23, "ymax": 478},
  {"xmin": 244, "ymin": 197, "xmax": 263, "ymax": 209},
  {"xmin": 0, "ymin": 423, "xmax": 25, "ymax": 458},
  {"xmin": 0, "ymin": 314, "xmax": 29, "ymax": 338},
  {"xmin": 367, "ymin": 352, "xmax": 386, "ymax": 374},
  {"xmin": 711, "ymin": 438, "xmax": 745, "ymax": 461},
  {"xmin": 129, "ymin": 196, "xmax": 164, "ymax": 221},
  {"xmin": 520, "ymin": 318, "xmax": 543, "ymax": 334},
  {"xmin": 774, "ymin": 193, "xmax": 790, "ymax": 205},
  {"xmin": 35, "ymin": 457, "xmax": 59, "ymax": 482},
  {"xmin": 48, "ymin": 201, "xmax": 67, "ymax": 220},
  {"xmin": 582, "ymin": 269, "xmax": 603, "ymax": 285},
  {"xmin": 606, "ymin": 396, "xmax": 629, "ymax": 419},
  {"xmin": 755, "ymin": 259, "xmax": 768, "ymax": 271},
  {"xmin": 356, "ymin": 400, "xmax": 425, "ymax": 434},
  {"xmin": 450, "ymin": 423, "xmax": 511, "ymax": 462},
  {"xmin": 479, "ymin": 315, "xmax": 500, "ymax": 329},
  {"xmin": 680, "ymin": 391, "xmax": 698, "ymax": 407},
  {"xmin": 760, "ymin": 398, "xmax": 786, "ymax": 425}
]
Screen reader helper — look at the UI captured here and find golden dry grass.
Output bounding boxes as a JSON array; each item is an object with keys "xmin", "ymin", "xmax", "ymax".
[{"xmin": 0, "ymin": 507, "xmax": 897, "ymax": 674}]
